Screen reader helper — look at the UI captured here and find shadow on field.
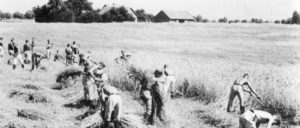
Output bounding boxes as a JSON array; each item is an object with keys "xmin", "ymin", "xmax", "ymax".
[
  {"xmin": 64, "ymin": 98, "xmax": 92, "ymax": 109},
  {"xmin": 9, "ymin": 90, "xmax": 51, "ymax": 103}
]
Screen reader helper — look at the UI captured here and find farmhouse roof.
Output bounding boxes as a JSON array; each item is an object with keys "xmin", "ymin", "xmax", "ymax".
[{"xmin": 160, "ymin": 10, "xmax": 194, "ymax": 20}]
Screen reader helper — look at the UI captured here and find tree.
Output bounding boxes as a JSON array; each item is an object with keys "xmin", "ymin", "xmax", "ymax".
[
  {"xmin": 194, "ymin": 15, "xmax": 202, "ymax": 22},
  {"xmin": 77, "ymin": 10, "xmax": 102, "ymax": 23},
  {"xmin": 34, "ymin": 0, "xmax": 75, "ymax": 22},
  {"xmin": 292, "ymin": 11, "xmax": 300, "ymax": 24},
  {"xmin": 201, "ymin": 19, "xmax": 209, "ymax": 23},
  {"xmin": 5, "ymin": 12, "xmax": 13, "ymax": 19},
  {"xmin": 25, "ymin": 10, "xmax": 34, "ymax": 19},
  {"xmin": 281, "ymin": 19, "xmax": 287, "ymax": 24},
  {"xmin": 65, "ymin": 0, "xmax": 93, "ymax": 20},
  {"xmin": 13, "ymin": 12, "xmax": 25, "ymax": 19},
  {"xmin": 234, "ymin": 19, "xmax": 240, "ymax": 23},
  {"xmin": 274, "ymin": 20, "xmax": 280, "ymax": 24},
  {"xmin": 286, "ymin": 18, "xmax": 292, "ymax": 24},
  {"xmin": 241, "ymin": 19, "xmax": 247, "ymax": 23},
  {"xmin": 101, "ymin": 6, "xmax": 135, "ymax": 22},
  {"xmin": 218, "ymin": 17, "xmax": 227, "ymax": 23}
]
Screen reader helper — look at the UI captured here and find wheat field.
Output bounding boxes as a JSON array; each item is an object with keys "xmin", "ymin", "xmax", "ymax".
[{"xmin": 0, "ymin": 21, "xmax": 300, "ymax": 128}]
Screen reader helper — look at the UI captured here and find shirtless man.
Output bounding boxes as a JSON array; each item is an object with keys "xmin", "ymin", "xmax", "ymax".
[{"xmin": 227, "ymin": 74, "xmax": 261, "ymax": 114}]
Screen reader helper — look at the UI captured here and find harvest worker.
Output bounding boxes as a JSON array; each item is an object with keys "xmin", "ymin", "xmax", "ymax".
[
  {"xmin": 82, "ymin": 54, "xmax": 106, "ymax": 104},
  {"xmin": 23, "ymin": 40, "xmax": 31, "ymax": 64},
  {"xmin": 71, "ymin": 41, "xmax": 79, "ymax": 63},
  {"xmin": 8, "ymin": 38, "xmax": 15, "ymax": 56},
  {"xmin": 11, "ymin": 41, "xmax": 25, "ymax": 70},
  {"xmin": 0, "ymin": 37, "xmax": 4, "ymax": 60},
  {"xmin": 149, "ymin": 69, "xmax": 167, "ymax": 124},
  {"xmin": 140, "ymin": 72, "xmax": 153, "ymax": 124},
  {"xmin": 102, "ymin": 85, "xmax": 122, "ymax": 128},
  {"xmin": 163, "ymin": 64, "xmax": 176, "ymax": 98},
  {"xmin": 65, "ymin": 44, "xmax": 73, "ymax": 66},
  {"xmin": 227, "ymin": 73, "xmax": 261, "ymax": 114},
  {"xmin": 53, "ymin": 50, "xmax": 63, "ymax": 62},
  {"xmin": 239, "ymin": 109, "xmax": 281, "ymax": 128},
  {"xmin": 45, "ymin": 40, "xmax": 53, "ymax": 59},
  {"xmin": 30, "ymin": 51, "xmax": 46, "ymax": 71}
]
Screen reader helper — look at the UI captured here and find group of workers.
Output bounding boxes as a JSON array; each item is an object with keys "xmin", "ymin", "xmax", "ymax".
[{"xmin": 0, "ymin": 36, "xmax": 283, "ymax": 128}]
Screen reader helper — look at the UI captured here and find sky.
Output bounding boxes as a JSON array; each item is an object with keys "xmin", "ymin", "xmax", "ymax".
[{"xmin": 0, "ymin": 0, "xmax": 299, "ymax": 20}]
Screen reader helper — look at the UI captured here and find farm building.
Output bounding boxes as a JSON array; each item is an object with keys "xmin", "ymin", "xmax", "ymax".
[
  {"xmin": 154, "ymin": 10, "xmax": 194, "ymax": 23},
  {"xmin": 99, "ymin": 4, "xmax": 138, "ymax": 22}
]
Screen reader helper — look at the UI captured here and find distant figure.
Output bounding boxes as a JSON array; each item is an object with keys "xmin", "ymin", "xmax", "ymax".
[
  {"xmin": 23, "ymin": 40, "xmax": 31, "ymax": 64},
  {"xmin": 163, "ymin": 64, "xmax": 176, "ymax": 98},
  {"xmin": 31, "ymin": 37, "xmax": 35, "ymax": 51},
  {"xmin": 227, "ymin": 74, "xmax": 260, "ymax": 114},
  {"xmin": 8, "ymin": 38, "xmax": 15, "ymax": 56},
  {"xmin": 102, "ymin": 85, "xmax": 122, "ymax": 128},
  {"xmin": 65, "ymin": 44, "xmax": 73, "ymax": 66},
  {"xmin": 0, "ymin": 37, "xmax": 4, "ymax": 60},
  {"xmin": 239, "ymin": 109, "xmax": 281, "ymax": 128},
  {"xmin": 30, "ymin": 52, "xmax": 46, "ymax": 71},
  {"xmin": 53, "ymin": 50, "xmax": 63, "ymax": 62},
  {"xmin": 11, "ymin": 42, "xmax": 24, "ymax": 70},
  {"xmin": 46, "ymin": 40, "xmax": 53, "ymax": 59},
  {"xmin": 71, "ymin": 41, "xmax": 79, "ymax": 63}
]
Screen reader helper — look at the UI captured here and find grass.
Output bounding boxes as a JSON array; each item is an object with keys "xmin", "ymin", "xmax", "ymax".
[{"xmin": 0, "ymin": 21, "xmax": 300, "ymax": 127}]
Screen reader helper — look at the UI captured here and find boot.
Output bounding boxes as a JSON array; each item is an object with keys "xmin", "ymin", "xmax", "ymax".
[
  {"xmin": 12, "ymin": 65, "xmax": 16, "ymax": 70},
  {"xmin": 240, "ymin": 106, "xmax": 245, "ymax": 114},
  {"xmin": 21, "ymin": 64, "xmax": 24, "ymax": 69}
]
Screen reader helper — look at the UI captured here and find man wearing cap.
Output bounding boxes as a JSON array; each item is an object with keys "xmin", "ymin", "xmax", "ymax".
[
  {"xmin": 239, "ymin": 109, "xmax": 281, "ymax": 128},
  {"xmin": 23, "ymin": 40, "xmax": 31, "ymax": 64},
  {"xmin": 163, "ymin": 64, "xmax": 176, "ymax": 98},
  {"xmin": 65, "ymin": 44, "xmax": 73, "ymax": 66},
  {"xmin": 0, "ymin": 37, "xmax": 4, "ymax": 60},
  {"xmin": 30, "ymin": 51, "xmax": 46, "ymax": 71},
  {"xmin": 227, "ymin": 74, "xmax": 261, "ymax": 114},
  {"xmin": 149, "ymin": 69, "xmax": 167, "ymax": 124},
  {"xmin": 102, "ymin": 85, "xmax": 122, "ymax": 128}
]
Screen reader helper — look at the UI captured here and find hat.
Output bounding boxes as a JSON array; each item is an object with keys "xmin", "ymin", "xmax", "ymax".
[{"xmin": 103, "ymin": 85, "xmax": 118, "ymax": 95}]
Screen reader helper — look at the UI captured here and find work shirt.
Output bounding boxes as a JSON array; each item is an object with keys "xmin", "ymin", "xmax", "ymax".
[
  {"xmin": 8, "ymin": 43, "xmax": 14, "ymax": 51},
  {"xmin": 23, "ymin": 44, "xmax": 31, "ymax": 52},
  {"xmin": 72, "ymin": 44, "xmax": 79, "ymax": 54}
]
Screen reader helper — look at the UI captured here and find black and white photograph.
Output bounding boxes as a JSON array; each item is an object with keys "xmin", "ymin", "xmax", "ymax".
[{"xmin": 0, "ymin": 0, "xmax": 299, "ymax": 127}]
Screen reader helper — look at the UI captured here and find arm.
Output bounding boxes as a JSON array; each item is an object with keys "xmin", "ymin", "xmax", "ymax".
[
  {"xmin": 266, "ymin": 118, "xmax": 274, "ymax": 128},
  {"xmin": 104, "ymin": 96, "xmax": 113, "ymax": 121},
  {"xmin": 246, "ymin": 84, "xmax": 260, "ymax": 98}
]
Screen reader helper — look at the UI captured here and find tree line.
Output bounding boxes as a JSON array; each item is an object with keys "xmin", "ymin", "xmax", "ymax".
[
  {"xmin": 194, "ymin": 11, "xmax": 300, "ymax": 25},
  {"xmin": 0, "ymin": 10, "xmax": 34, "ymax": 20},
  {"xmin": 33, "ymin": 0, "xmax": 138, "ymax": 23}
]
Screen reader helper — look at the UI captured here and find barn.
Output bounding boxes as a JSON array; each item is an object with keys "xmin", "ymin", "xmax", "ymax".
[
  {"xmin": 154, "ymin": 10, "xmax": 194, "ymax": 23},
  {"xmin": 99, "ymin": 4, "xmax": 138, "ymax": 22}
]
